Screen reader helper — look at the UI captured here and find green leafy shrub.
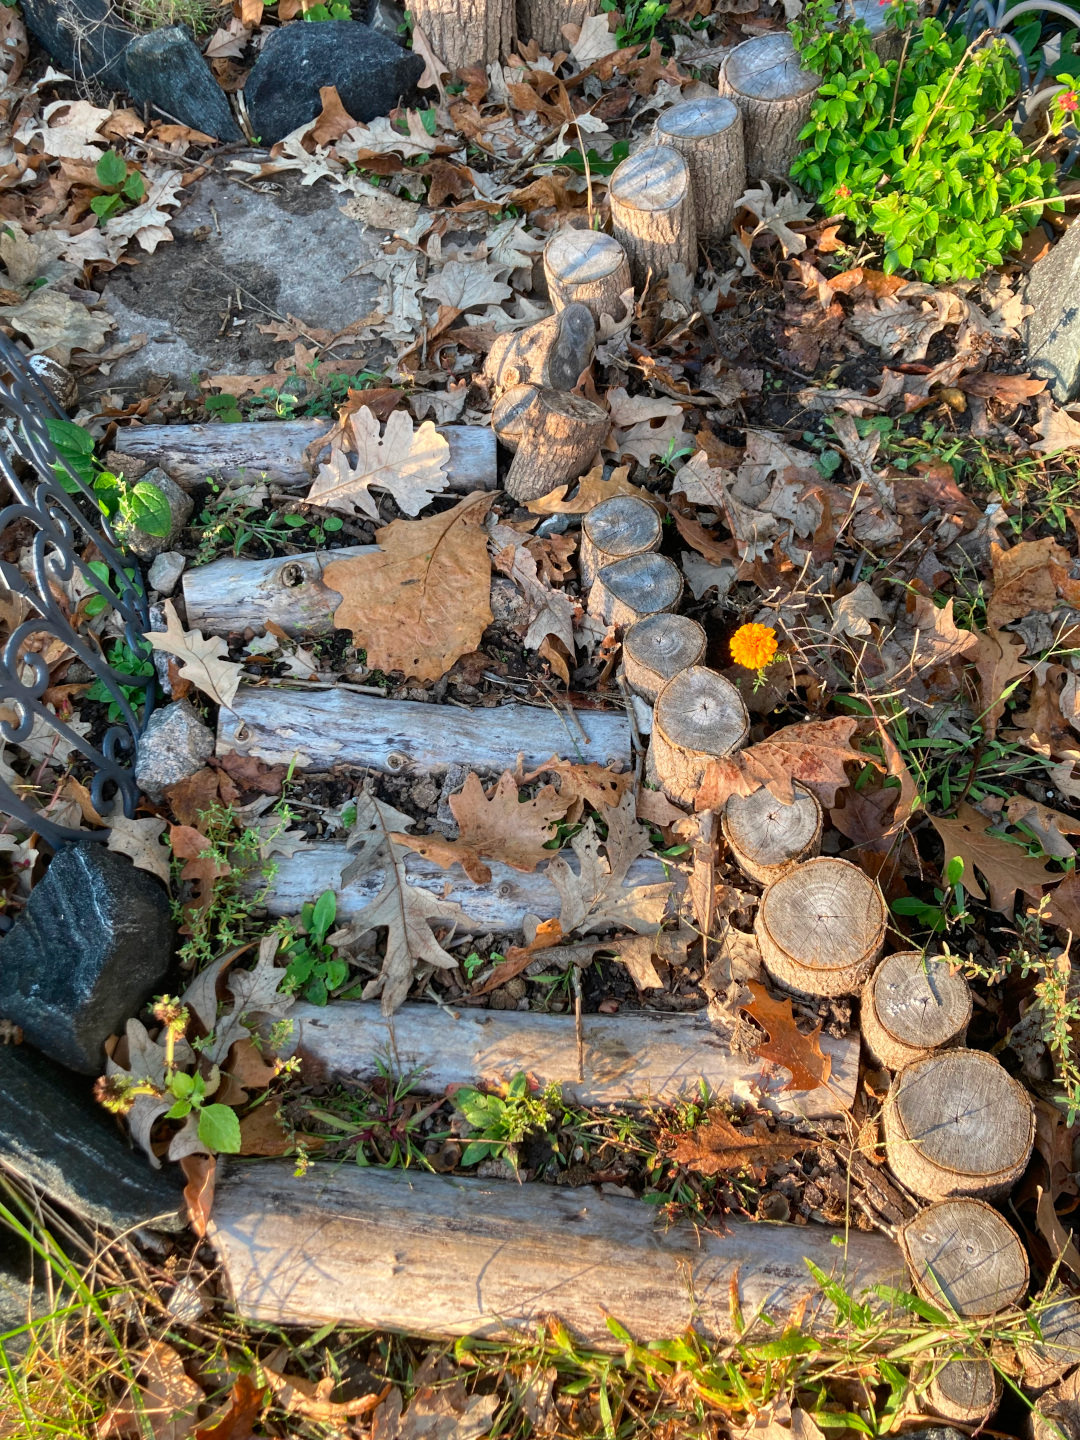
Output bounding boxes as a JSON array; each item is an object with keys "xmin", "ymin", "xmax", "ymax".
[{"xmin": 45, "ymin": 417, "xmax": 171, "ymax": 539}]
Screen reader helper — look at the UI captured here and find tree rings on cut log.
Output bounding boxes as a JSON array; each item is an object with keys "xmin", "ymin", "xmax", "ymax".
[
  {"xmin": 650, "ymin": 665, "xmax": 749, "ymax": 806},
  {"xmin": 484, "ymin": 305, "xmax": 595, "ymax": 397},
  {"xmin": 543, "ymin": 228, "xmax": 633, "ymax": 324},
  {"xmin": 653, "ymin": 96, "xmax": 746, "ymax": 240},
  {"xmin": 717, "ymin": 33, "xmax": 820, "ymax": 181},
  {"xmin": 588, "ymin": 552, "xmax": 683, "ymax": 629},
  {"xmin": 721, "ymin": 780, "xmax": 822, "ymax": 885},
  {"xmin": 861, "ymin": 952, "xmax": 971, "ymax": 1072},
  {"xmin": 608, "ymin": 145, "xmax": 697, "ymax": 287},
  {"xmin": 883, "ymin": 1048, "xmax": 1035, "ymax": 1201},
  {"xmin": 754, "ymin": 856, "xmax": 884, "ymax": 997},
  {"xmin": 622, "ymin": 612, "xmax": 706, "ymax": 703},
  {"xmin": 580, "ymin": 494, "xmax": 662, "ymax": 591},
  {"xmin": 1020, "ymin": 1298, "xmax": 1080, "ymax": 1389},
  {"xmin": 899, "ymin": 1198, "xmax": 1029, "ymax": 1317},
  {"xmin": 919, "ymin": 1355, "xmax": 1001, "ymax": 1426},
  {"xmin": 492, "ymin": 385, "xmax": 610, "ymax": 503}
]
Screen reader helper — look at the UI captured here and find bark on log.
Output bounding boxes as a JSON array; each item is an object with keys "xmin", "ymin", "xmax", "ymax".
[
  {"xmin": 492, "ymin": 385, "xmax": 610, "ymax": 503},
  {"xmin": 1033, "ymin": 1371, "xmax": 1080, "ymax": 1440},
  {"xmin": 608, "ymin": 145, "xmax": 697, "ymax": 288},
  {"xmin": 483, "ymin": 304, "xmax": 596, "ymax": 396},
  {"xmin": 919, "ymin": 1355, "xmax": 1001, "ymax": 1426},
  {"xmin": 409, "ymin": 0, "xmax": 514, "ymax": 68},
  {"xmin": 860, "ymin": 952, "xmax": 971, "ymax": 1073},
  {"xmin": 518, "ymin": 0, "xmax": 597, "ymax": 54},
  {"xmin": 113, "ymin": 421, "xmax": 497, "ymax": 493},
  {"xmin": 754, "ymin": 857, "xmax": 884, "ymax": 998},
  {"xmin": 899, "ymin": 1198, "xmax": 1029, "ymax": 1318},
  {"xmin": 285, "ymin": 1001, "xmax": 860, "ymax": 1116},
  {"xmin": 853, "ymin": 0, "xmax": 905, "ymax": 62},
  {"xmin": 717, "ymin": 33, "xmax": 820, "ymax": 182},
  {"xmin": 1019, "ymin": 1298, "xmax": 1080, "ymax": 1389},
  {"xmin": 218, "ymin": 687, "xmax": 632, "ymax": 775},
  {"xmin": 883, "ymin": 1049, "xmax": 1035, "ymax": 1202},
  {"xmin": 579, "ymin": 494, "xmax": 662, "ymax": 591},
  {"xmin": 721, "ymin": 781, "xmax": 822, "ymax": 886},
  {"xmin": 183, "ymin": 546, "xmax": 376, "ymax": 638},
  {"xmin": 651, "ymin": 665, "xmax": 748, "ymax": 806},
  {"xmin": 543, "ymin": 228, "xmax": 633, "ymax": 323},
  {"xmin": 208, "ymin": 1162, "xmax": 904, "ymax": 1346},
  {"xmin": 622, "ymin": 613, "xmax": 706, "ymax": 704},
  {"xmin": 588, "ymin": 553, "xmax": 684, "ymax": 630},
  {"xmin": 653, "ymin": 97, "xmax": 745, "ymax": 241}
]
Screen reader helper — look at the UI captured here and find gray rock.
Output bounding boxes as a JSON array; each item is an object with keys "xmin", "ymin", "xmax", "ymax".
[
  {"xmin": 0, "ymin": 845, "xmax": 173, "ymax": 1075},
  {"xmin": 116, "ymin": 467, "xmax": 193, "ymax": 561},
  {"xmin": 148, "ymin": 550, "xmax": 187, "ymax": 598},
  {"xmin": 124, "ymin": 26, "xmax": 242, "ymax": 143},
  {"xmin": 369, "ymin": 0, "xmax": 407, "ymax": 43},
  {"xmin": 0, "ymin": 1040, "xmax": 185, "ymax": 1231},
  {"xmin": 244, "ymin": 21, "xmax": 424, "ymax": 146},
  {"xmin": 21, "ymin": 0, "xmax": 130, "ymax": 90},
  {"xmin": 27, "ymin": 354, "xmax": 77, "ymax": 410},
  {"xmin": 489, "ymin": 577, "xmax": 529, "ymax": 627},
  {"xmin": 135, "ymin": 698, "xmax": 213, "ymax": 800},
  {"xmin": 1025, "ymin": 222, "xmax": 1080, "ymax": 402}
]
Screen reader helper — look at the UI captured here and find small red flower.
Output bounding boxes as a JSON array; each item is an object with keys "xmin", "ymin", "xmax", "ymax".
[
  {"xmin": 1061, "ymin": 90, "xmax": 1078, "ymax": 113},
  {"xmin": 835, "ymin": 184, "xmax": 851, "ymax": 198}
]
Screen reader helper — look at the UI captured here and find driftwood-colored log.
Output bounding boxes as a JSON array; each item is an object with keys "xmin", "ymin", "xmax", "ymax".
[
  {"xmin": 754, "ymin": 857, "xmax": 884, "ymax": 998},
  {"xmin": 285, "ymin": 1001, "xmax": 860, "ymax": 1116},
  {"xmin": 588, "ymin": 553, "xmax": 684, "ymax": 630},
  {"xmin": 483, "ymin": 304, "xmax": 595, "ymax": 396},
  {"xmin": 919, "ymin": 1355, "xmax": 1001, "ymax": 1426},
  {"xmin": 218, "ymin": 688, "xmax": 632, "ymax": 774},
  {"xmin": 860, "ymin": 952, "xmax": 971, "ymax": 1073},
  {"xmin": 579, "ymin": 494, "xmax": 662, "ymax": 590},
  {"xmin": 113, "ymin": 421, "xmax": 497, "ymax": 493},
  {"xmin": 183, "ymin": 546, "xmax": 375, "ymax": 638},
  {"xmin": 651, "ymin": 665, "xmax": 748, "ymax": 806},
  {"xmin": 518, "ymin": 0, "xmax": 597, "ymax": 54},
  {"xmin": 493, "ymin": 385, "xmax": 610, "ymax": 503},
  {"xmin": 543, "ymin": 228, "xmax": 633, "ymax": 323},
  {"xmin": 1020, "ymin": 1298, "xmax": 1080, "ymax": 1389},
  {"xmin": 608, "ymin": 145, "xmax": 697, "ymax": 288},
  {"xmin": 209, "ymin": 1163, "xmax": 904, "ymax": 1346},
  {"xmin": 899, "ymin": 1198, "xmax": 1029, "ymax": 1318},
  {"xmin": 717, "ymin": 33, "xmax": 820, "ymax": 182},
  {"xmin": 408, "ymin": 0, "xmax": 513, "ymax": 68},
  {"xmin": 653, "ymin": 97, "xmax": 745, "ymax": 241},
  {"xmin": 883, "ymin": 1049, "xmax": 1035, "ymax": 1202},
  {"xmin": 622, "ymin": 613, "xmax": 706, "ymax": 704},
  {"xmin": 721, "ymin": 782, "xmax": 821, "ymax": 885},
  {"xmin": 1033, "ymin": 1370, "xmax": 1080, "ymax": 1440}
]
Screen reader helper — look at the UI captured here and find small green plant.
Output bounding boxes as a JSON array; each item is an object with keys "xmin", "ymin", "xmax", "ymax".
[
  {"xmin": 600, "ymin": 0, "xmax": 667, "ymax": 50},
  {"xmin": 122, "ymin": 0, "xmax": 219, "ymax": 31},
  {"xmin": 90, "ymin": 150, "xmax": 145, "ymax": 225},
  {"xmin": 281, "ymin": 889, "xmax": 348, "ymax": 1006},
  {"xmin": 155, "ymin": 998, "xmax": 241, "ymax": 1153},
  {"xmin": 46, "ymin": 418, "xmax": 171, "ymax": 539},
  {"xmin": 892, "ymin": 856, "xmax": 971, "ymax": 933},
  {"xmin": 304, "ymin": 1, "xmax": 351, "ymax": 16},
  {"xmin": 204, "ymin": 392, "xmax": 243, "ymax": 424},
  {"xmin": 84, "ymin": 638, "xmax": 155, "ymax": 723},
  {"xmin": 452, "ymin": 1071, "xmax": 554, "ymax": 1170}
]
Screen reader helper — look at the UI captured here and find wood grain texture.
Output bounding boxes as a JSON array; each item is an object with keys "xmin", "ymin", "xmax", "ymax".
[
  {"xmin": 410, "ymin": 0, "xmax": 514, "ymax": 67},
  {"xmin": 860, "ymin": 952, "xmax": 971, "ymax": 1073},
  {"xmin": 853, "ymin": 0, "xmax": 905, "ymax": 62},
  {"xmin": 721, "ymin": 782, "xmax": 822, "ymax": 885},
  {"xmin": 494, "ymin": 386, "xmax": 611, "ymax": 503},
  {"xmin": 209, "ymin": 1163, "xmax": 904, "ymax": 1346},
  {"xmin": 622, "ymin": 614, "xmax": 706, "ymax": 704},
  {"xmin": 609, "ymin": 145, "xmax": 697, "ymax": 287},
  {"xmin": 484, "ymin": 305, "xmax": 595, "ymax": 396},
  {"xmin": 543, "ymin": 228, "xmax": 632, "ymax": 322},
  {"xmin": 754, "ymin": 857, "xmax": 884, "ymax": 998},
  {"xmin": 183, "ymin": 546, "xmax": 376, "ymax": 638},
  {"xmin": 518, "ymin": 0, "xmax": 597, "ymax": 54},
  {"xmin": 653, "ymin": 97, "xmax": 745, "ymax": 240},
  {"xmin": 580, "ymin": 495, "xmax": 662, "ymax": 591},
  {"xmin": 1019, "ymin": 1298, "xmax": 1080, "ymax": 1389},
  {"xmin": 717, "ymin": 33, "xmax": 820, "ymax": 181},
  {"xmin": 588, "ymin": 553, "xmax": 684, "ymax": 629},
  {"xmin": 899, "ymin": 1198, "xmax": 1029, "ymax": 1317},
  {"xmin": 651, "ymin": 665, "xmax": 749, "ymax": 806},
  {"xmin": 921, "ymin": 1356, "xmax": 1000, "ymax": 1426}
]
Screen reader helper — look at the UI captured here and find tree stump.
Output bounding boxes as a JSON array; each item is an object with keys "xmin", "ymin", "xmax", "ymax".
[
  {"xmin": 608, "ymin": 145, "xmax": 697, "ymax": 288},
  {"xmin": 409, "ymin": 0, "xmax": 514, "ymax": 69},
  {"xmin": 623, "ymin": 612, "xmax": 706, "ymax": 704},
  {"xmin": 852, "ymin": 0, "xmax": 905, "ymax": 62},
  {"xmin": 580, "ymin": 494, "xmax": 662, "ymax": 591},
  {"xmin": 544, "ymin": 228, "xmax": 633, "ymax": 323},
  {"xmin": 721, "ymin": 781, "xmax": 822, "ymax": 885},
  {"xmin": 492, "ymin": 385, "xmax": 610, "ymax": 503},
  {"xmin": 883, "ymin": 1049, "xmax": 1035, "ymax": 1202},
  {"xmin": 588, "ymin": 553, "xmax": 683, "ymax": 629},
  {"xmin": 860, "ymin": 952, "xmax": 971, "ymax": 1073},
  {"xmin": 754, "ymin": 857, "xmax": 884, "ymax": 998},
  {"xmin": 717, "ymin": 33, "xmax": 820, "ymax": 182},
  {"xmin": 518, "ymin": 0, "xmax": 597, "ymax": 53},
  {"xmin": 1020, "ymin": 1298, "xmax": 1080, "ymax": 1389},
  {"xmin": 653, "ymin": 97, "xmax": 746, "ymax": 241},
  {"xmin": 899, "ymin": 1198, "xmax": 1029, "ymax": 1318},
  {"xmin": 650, "ymin": 665, "xmax": 749, "ymax": 806},
  {"xmin": 484, "ymin": 304, "xmax": 596, "ymax": 397},
  {"xmin": 919, "ymin": 1355, "xmax": 1001, "ymax": 1426}
]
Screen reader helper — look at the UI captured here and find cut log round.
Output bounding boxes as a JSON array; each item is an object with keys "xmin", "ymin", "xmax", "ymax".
[
  {"xmin": 493, "ymin": 385, "xmax": 610, "ymax": 503},
  {"xmin": 622, "ymin": 612, "xmax": 706, "ymax": 703},
  {"xmin": 721, "ymin": 781, "xmax": 822, "ymax": 885},
  {"xmin": 408, "ymin": 0, "xmax": 513, "ymax": 68},
  {"xmin": 920, "ymin": 1354, "xmax": 1001, "ymax": 1426},
  {"xmin": 543, "ymin": 228, "xmax": 633, "ymax": 323},
  {"xmin": 853, "ymin": 0, "xmax": 905, "ymax": 62},
  {"xmin": 899, "ymin": 1198, "xmax": 1029, "ymax": 1317},
  {"xmin": 754, "ymin": 857, "xmax": 885, "ymax": 997},
  {"xmin": 653, "ymin": 96, "xmax": 746, "ymax": 241},
  {"xmin": 588, "ymin": 552, "xmax": 683, "ymax": 629},
  {"xmin": 518, "ymin": 0, "xmax": 598, "ymax": 57},
  {"xmin": 651, "ymin": 665, "xmax": 749, "ymax": 806},
  {"xmin": 580, "ymin": 494, "xmax": 662, "ymax": 590},
  {"xmin": 1034, "ymin": 1371, "xmax": 1080, "ymax": 1440},
  {"xmin": 883, "ymin": 1049, "xmax": 1035, "ymax": 1202},
  {"xmin": 1020, "ymin": 1297, "xmax": 1080, "ymax": 1389},
  {"xmin": 717, "ymin": 33, "xmax": 820, "ymax": 182},
  {"xmin": 860, "ymin": 952, "xmax": 972, "ymax": 1073},
  {"xmin": 608, "ymin": 145, "xmax": 697, "ymax": 288},
  {"xmin": 484, "ymin": 304, "xmax": 596, "ymax": 396}
]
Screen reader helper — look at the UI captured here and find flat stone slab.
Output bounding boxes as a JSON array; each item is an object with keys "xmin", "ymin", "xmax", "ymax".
[{"xmin": 1024, "ymin": 222, "xmax": 1080, "ymax": 403}]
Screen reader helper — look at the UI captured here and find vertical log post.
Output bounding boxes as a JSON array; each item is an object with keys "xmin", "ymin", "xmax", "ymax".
[
  {"xmin": 409, "ymin": 0, "xmax": 514, "ymax": 68},
  {"xmin": 587, "ymin": 553, "xmax": 684, "ymax": 629},
  {"xmin": 622, "ymin": 613, "xmax": 706, "ymax": 704},
  {"xmin": 721, "ymin": 781, "xmax": 822, "ymax": 885},
  {"xmin": 544, "ymin": 228, "xmax": 633, "ymax": 323},
  {"xmin": 754, "ymin": 856, "xmax": 884, "ymax": 997},
  {"xmin": 609, "ymin": 145, "xmax": 697, "ymax": 288},
  {"xmin": 860, "ymin": 952, "xmax": 971, "ymax": 1072},
  {"xmin": 899, "ymin": 1198, "xmax": 1029, "ymax": 1317},
  {"xmin": 717, "ymin": 33, "xmax": 820, "ymax": 182},
  {"xmin": 653, "ymin": 97, "xmax": 746, "ymax": 241},
  {"xmin": 579, "ymin": 494, "xmax": 662, "ymax": 591},
  {"xmin": 518, "ymin": 0, "xmax": 598, "ymax": 55},
  {"xmin": 650, "ymin": 666, "xmax": 749, "ymax": 806},
  {"xmin": 492, "ymin": 385, "xmax": 610, "ymax": 503},
  {"xmin": 853, "ymin": 0, "xmax": 906, "ymax": 62}
]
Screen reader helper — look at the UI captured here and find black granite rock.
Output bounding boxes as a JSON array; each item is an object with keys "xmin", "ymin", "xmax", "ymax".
[
  {"xmin": 0, "ymin": 845, "xmax": 173, "ymax": 1075},
  {"xmin": 21, "ymin": 0, "xmax": 130, "ymax": 91},
  {"xmin": 124, "ymin": 27, "xmax": 243, "ymax": 142},
  {"xmin": 244, "ymin": 20, "xmax": 425, "ymax": 145}
]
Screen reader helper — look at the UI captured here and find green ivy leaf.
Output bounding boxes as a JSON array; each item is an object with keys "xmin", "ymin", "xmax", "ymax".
[
  {"xmin": 95, "ymin": 149, "xmax": 126, "ymax": 188},
  {"xmin": 125, "ymin": 481, "xmax": 172, "ymax": 538}
]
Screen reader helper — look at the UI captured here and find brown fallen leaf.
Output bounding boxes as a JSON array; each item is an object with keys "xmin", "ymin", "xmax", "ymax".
[
  {"xmin": 1045, "ymin": 869, "xmax": 1080, "ymax": 933},
  {"xmin": 170, "ymin": 824, "xmax": 231, "ymax": 918},
  {"xmin": 637, "ymin": 785, "xmax": 686, "ymax": 829},
  {"xmin": 1031, "ymin": 393, "xmax": 1080, "ymax": 455},
  {"xmin": 98, "ymin": 1339, "xmax": 205, "ymax": 1440},
  {"xmin": 987, "ymin": 537, "xmax": 1071, "ymax": 633},
  {"xmin": 106, "ymin": 815, "xmax": 172, "ymax": 885},
  {"xmin": 1007, "ymin": 795, "xmax": 1080, "ymax": 860},
  {"xmin": 215, "ymin": 750, "xmax": 287, "ymax": 795},
  {"xmin": 974, "ymin": 626, "xmax": 1030, "ymax": 740},
  {"xmin": 666, "ymin": 1112, "xmax": 806, "ymax": 1179},
  {"xmin": 164, "ymin": 768, "xmax": 223, "ymax": 829},
  {"xmin": 929, "ymin": 803, "xmax": 1061, "ymax": 913},
  {"xmin": 525, "ymin": 462, "xmax": 644, "ymax": 514},
  {"xmin": 907, "ymin": 592, "xmax": 979, "ymax": 668},
  {"xmin": 259, "ymin": 1367, "xmax": 390, "ymax": 1423},
  {"xmin": 473, "ymin": 917, "xmax": 565, "ymax": 994},
  {"xmin": 738, "ymin": 981, "xmax": 832, "ymax": 1093},
  {"xmin": 237, "ymin": 1101, "xmax": 299, "ymax": 1157},
  {"xmin": 180, "ymin": 1153, "xmax": 215, "ymax": 1240},
  {"xmin": 697, "ymin": 718, "xmax": 865, "ymax": 811},
  {"xmin": 957, "ymin": 371, "xmax": 1046, "ymax": 405},
  {"xmin": 521, "ymin": 755, "xmax": 633, "ymax": 817},
  {"xmin": 194, "ymin": 1372, "xmax": 266, "ymax": 1440},
  {"xmin": 615, "ymin": 929, "xmax": 694, "ymax": 989},
  {"xmin": 144, "ymin": 606, "xmax": 242, "ymax": 712},
  {"xmin": 1037, "ymin": 1185, "xmax": 1080, "ymax": 1284},
  {"xmin": 310, "ymin": 85, "xmax": 356, "ymax": 146}
]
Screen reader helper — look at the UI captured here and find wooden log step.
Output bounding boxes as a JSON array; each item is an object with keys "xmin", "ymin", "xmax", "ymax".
[
  {"xmin": 218, "ymin": 688, "xmax": 632, "ymax": 775},
  {"xmin": 622, "ymin": 613, "xmax": 706, "ymax": 704},
  {"xmin": 718, "ymin": 33, "xmax": 820, "ymax": 183},
  {"xmin": 543, "ymin": 227, "xmax": 632, "ymax": 324},
  {"xmin": 860, "ymin": 951, "xmax": 971, "ymax": 1073},
  {"xmin": 755, "ymin": 857, "xmax": 885, "ymax": 998},
  {"xmin": 183, "ymin": 546, "xmax": 376, "ymax": 638},
  {"xmin": 285, "ymin": 1001, "xmax": 860, "ymax": 1117},
  {"xmin": 208, "ymin": 1162, "xmax": 904, "ymax": 1346},
  {"xmin": 721, "ymin": 781, "xmax": 822, "ymax": 886},
  {"xmin": 651, "ymin": 665, "xmax": 748, "ymax": 805},
  {"xmin": 609, "ymin": 145, "xmax": 697, "ymax": 287},
  {"xmin": 899, "ymin": 1198, "xmax": 1029, "ymax": 1317}
]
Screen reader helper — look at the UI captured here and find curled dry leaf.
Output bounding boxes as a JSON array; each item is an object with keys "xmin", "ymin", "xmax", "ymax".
[
  {"xmin": 738, "ymin": 982, "xmax": 832, "ymax": 1093},
  {"xmin": 1006, "ymin": 795, "xmax": 1080, "ymax": 861},
  {"xmin": 180, "ymin": 1153, "xmax": 215, "ymax": 1239},
  {"xmin": 666, "ymin": 1113, "xmax": 806, "ymax": 1179},
  {"xmin": 193, "ymin": 1372, "xmax": 266, "ymax": 1440},
  {"xmin": 144, "ymin": 604, "xmax": 242, "ymax": 712},
  {"xmin": 105, "ymin": 815, "xmax": 171, "ymax": 885},
  {"xmin": 521, "ymin": 755, "xmax": 634, "ymax": 816},
  {"xmin": 547, "ymin": 789, "xmax": 673, "ymax": 936},
  {"xmin": 987, "ymin": 537, "xmax": 1075, "ymax": 633},
  {"xmin": 525, "ymin": 463, "xmax": 644, "ymax": 515},
  {"xmin": 697, "ymin": 717, "xmax": 864, "ymax": 811},
  {"xmin": 974, "ymin": 626, "xmax": 1030, "ymax": 740}
]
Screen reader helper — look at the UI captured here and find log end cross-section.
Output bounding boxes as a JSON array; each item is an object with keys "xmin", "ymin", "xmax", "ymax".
[
  {"xmin": 622, "ymin": 612, "xmax": 706, "ymax": 704},
  {"xmin": 861, "ymin": 951, "xmax": 971, "ymax": 1073},
  {"xmin": 543, "ymin": 227, "xmax": 633, "ymax": 323},
  {"xmin": 718, "ymin": 33, "xmax": 820, "ymax": 182},
  {"xmin": 721, "ymin": 781, "xmax": 822, "ymax": 886},
  {"xmin": 608, "ymin": 144, "xmax": 697, "ymax": 288},
  {"xmin": 651, "ymin": 665, "xmax": 749, "ymax": 805},
  {"xmin": 899, "ymin": 1197, "xmax": 1029, "ymax": 1318},
  {"xmin": 754, "ymin": 856, "xmax": 884, "ymax": 998},
  {"xmin": 653, "ymin": 96, "xmax": 746, "ymax": 241}
]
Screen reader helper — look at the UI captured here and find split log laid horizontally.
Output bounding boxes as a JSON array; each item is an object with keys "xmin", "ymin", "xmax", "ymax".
[
  {"xmin": 483, "ymin": 304, "xmax": 596, "ymax": 396},
  {"xmin": 492, "ymin": 385, "xmax": 610, "ymax": 503},
  {"xmin": 1020, "ymin": 1298, "xmax": 1080, "ymax": 1389},
  {"xmin": 519, "ymin": 0, "xmax": 597, "ymax": 55},
  {"xmin": 899, "ymin": 1198, "xmax": 1029, "ymax": 1318},
  {"xmin": 653, "ymin": 97, "xmax": 745, "ymax": 241},
  {"xmin": 883, "ymin": 1049, "xmax": 1035, "ymax": 1202},
  {"xmin": 408, "ymin": 0, "xmax": 513, "ymax": 69},
  {"xmin": 754, "ymin": 857, "xmax": 885, "ymax": 997},
  {"xmin": 284, "ymin": 1002, "xmax": 860, "ymax": 1116},
  {"xmin": 860, "ymin": 952, "xmax": 971, "ymax": 1073},
  {"xmin": 650, "ymin": 665, "xmax": 749, "ymax": 806},
  {"xmin": 721, "ymin": 781, "xmax": 822, "ymax": 886},
  {"xmin": 920, "ymin": 1355, "xmax": 1001, "ymax": 1427},
  {"xmin": 183, "ymin": 546, "xmax": 375, "ymax": 637},
  {"xmin": 717, "ymin": 33, "xmax": 821, "ymax": 182},
  {"xmin": 209, "ymin": 1163, "xmax": 904, "ymax": 1346},
  {"xmin": 622, "ymin": 613, "xmax": 706, "ymax": 704},
  {"xmin": 543, "ymin": 228, "xmax": 633, "ymax": 323},
  {"xmin": 579, "ymin": 494, "xmax": 662, "ymax": 590},
  {"xmin": 608, "ymin": 145, "xmax": 697, "ymax": 288},
  {"xmin": 588, "ymin": 553, "xmax": 684, "ymax": 629}
]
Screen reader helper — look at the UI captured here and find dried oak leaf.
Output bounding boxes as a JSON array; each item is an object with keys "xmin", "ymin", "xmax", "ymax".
[
  {"xmin": 180, "ymin": 1153, "xmax": 215, "ymax": 1240},
  {"xmin": 106, "ymin": 815, "xmax": 171, "ymax": 885},
  {"xmin": 311, "ymin": 84, "xmax": 356, "ymax": 146},
  {"xmin": 324, "ymin": 491, "xmax": 494, "ymax": 683},
  {"xmin": 973, "ymin": 626, "xmax": 1030, "ymax": 741},
  {"xmin": 987, "ymin": 538, "xmax": 1070, "ymax": 633},
  {"xmin": 144, "ymin": 603, "xmax": 242, "ymax": 711},
  {"xmin": 696, "ymin": 717, "xmax": 864, "ymax": 811},
  {"xmin": 521, "ymin": 755, "xmax": 633, "ymax": 816},
  {"xmin": 525, "ymin": 462, "xmax": 643, "ymax": 515},
  {"xmin": 929, "ymin": 802, "xmax": 1061, "ymax": 913},
  {"xmin": 97, "ymin": 1339, "xmax": 204, "ymax": 1440},
  {"xmin": 957, "ymin": 371, "xmax": 1046, "ymax": 405},
  {"xmin": 164, "ymin": 767, "xmax": 224, "ymax": 828},
  {"xmin": 738, "ymin": 981, "xmax": 832, "ymax": 1093},
  {"xmin": 666, "ymin": 1113, "xmax": 806, "ymax": 1179},
  {"xmin": 194, "ymin": 1372, "xmax": 267, "ymax": 1440},
  {"xmin": 547, "ymin": 789, "xmax": 672, "ymax": 935},
  {"xmin": 1045, "ymin": 869, "xmax": 1080, "ymax": 934},
  {"xmin": 305, "ymin": 406, "xmax": 451, "ymax": 520},
  {"xmin": 472, "ymin": 917, "xmax": 564, "ymax": 995},
  {"xmin": 1006, "ymin": 795, "xmax": 1080, "ymax": 860},
  {"xmin": 170, "ymin": 823, "xmax": 230, "ymax": 919}
]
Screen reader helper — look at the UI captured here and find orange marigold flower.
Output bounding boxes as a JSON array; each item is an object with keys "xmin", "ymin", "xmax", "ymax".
[{"xmin": 730, "ymin": 622, "xmax": 778, "ymax": 672}]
